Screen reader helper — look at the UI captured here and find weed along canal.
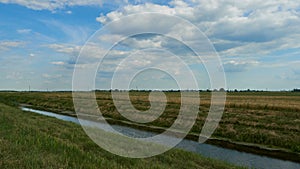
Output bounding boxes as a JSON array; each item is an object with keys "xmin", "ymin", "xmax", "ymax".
[{"xmin": 21, "ymin": 107, "xmax": 300, "ymax": 169}]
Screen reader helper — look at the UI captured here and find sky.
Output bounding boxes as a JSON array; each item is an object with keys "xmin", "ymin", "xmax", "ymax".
[{"xmin": 0, "ymin": 0, "xmax": 300, "ymax": 91}]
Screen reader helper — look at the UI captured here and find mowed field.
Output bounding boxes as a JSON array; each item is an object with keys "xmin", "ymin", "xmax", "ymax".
[{"xmin": 0, "ymin": 91, "xmax": 299, "ymax": 154}]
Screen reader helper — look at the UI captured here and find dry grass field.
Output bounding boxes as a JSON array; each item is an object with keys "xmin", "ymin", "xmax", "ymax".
[{"xmin": 0, "ymin": 91, "xmax": 299, "ymax": 153}]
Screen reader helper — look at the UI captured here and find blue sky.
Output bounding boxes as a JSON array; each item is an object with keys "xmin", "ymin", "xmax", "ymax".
[{"xmin": 0, "ymin": 0, "xmax": 300, "ymax": 91}]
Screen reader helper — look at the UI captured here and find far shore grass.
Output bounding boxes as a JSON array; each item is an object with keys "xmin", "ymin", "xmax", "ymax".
[
  {"xmin": 0, "ymin": 102, "xmax": 243, "ymax": 169},
  {"xmin": 0, "ymin": 91, "xmax": 299, "ymax": 154}
]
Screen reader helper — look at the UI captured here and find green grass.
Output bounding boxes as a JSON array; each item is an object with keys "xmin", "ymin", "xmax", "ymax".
[
  {"xmin": 0, "ymin": 102, "xmax": 243, "ymax": 169},
  {"xmin": 0, "ymin": 91, "xmax": 299, "ymax": 153}
]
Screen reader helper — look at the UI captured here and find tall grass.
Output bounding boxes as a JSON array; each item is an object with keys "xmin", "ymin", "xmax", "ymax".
[{"xmin": 0, "ymin": 103, "xmax": 243, "ymax": 169}]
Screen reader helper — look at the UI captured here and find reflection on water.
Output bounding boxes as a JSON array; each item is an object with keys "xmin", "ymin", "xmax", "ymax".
[{"xmin": 22, "ymin": 107, "xmax": 300, "ymax": 169}]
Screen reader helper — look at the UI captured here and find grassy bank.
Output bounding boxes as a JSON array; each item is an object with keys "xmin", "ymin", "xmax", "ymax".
[
  {"xmin": 0, "ymin": 102, "xmax": 242, "ymax": 169},
  {"xmin": 0, "ymin": 91, "xmax": 299, "ymax": 154}
]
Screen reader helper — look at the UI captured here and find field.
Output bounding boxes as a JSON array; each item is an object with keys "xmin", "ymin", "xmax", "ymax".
[
  {"xmin": 0, "ymin": 101, "xmax": 243, "ymax": 168},
  {"xmin": 0, "ymin": 91, "xmax": 299, "ymax": 158}
]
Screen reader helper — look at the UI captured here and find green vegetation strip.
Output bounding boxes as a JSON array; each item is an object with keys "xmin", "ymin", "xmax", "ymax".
[{"xmin": 0, "ymin": 103, "xmax": 243, "ymax": 169}]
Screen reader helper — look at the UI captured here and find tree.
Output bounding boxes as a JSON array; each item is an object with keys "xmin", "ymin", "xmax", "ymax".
[{"xmin": 219, "ymin": 88, "xmax": 225, "ymax": 92}]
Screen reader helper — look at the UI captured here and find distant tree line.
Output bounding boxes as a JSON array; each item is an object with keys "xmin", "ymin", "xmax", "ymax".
[
  {"xmin": 92, "ymin": 88, "xmax": 300, "ymax": 92},
  {"xmin": 94, "ymin": 88, "xmax": 262, "ymax": 92},
  {"xmin": 293, "ymin": 88, "xmax": 300, "ymax": 92}
]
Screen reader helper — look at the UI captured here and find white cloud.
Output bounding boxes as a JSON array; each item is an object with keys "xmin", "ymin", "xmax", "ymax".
[
  {"xmin": 96, "ymin": 3, "xmax": 176, "ymax": 24},
  {"xmin": 223, "ymin": 60, "xmax": 259, "ymax": 72},
  {"xmin": 51, "ymin": 61, "xmax": 65, "ymax": 65},
  {"xmin": 46, "ymin": 43, "xmax": 81, "ymax": 55},
  {"xmin": 0, "ymin": 0, "xmax": 104, "ymax": 11},
  {"xmin": 0, "ymin": 41, "xmax": 25, "ymax": 51},
  {"xmin": 0, "ymin": 0, "xmax": 136, "ymax": 11},
  {"xmin": 219, "ymin": 33, "xmax": 300, "ymax": 58},
  {"xmin": 96, "ymin": 0, "xmax": 300, "ymax": 60},
  {"xmin": 119, "ymin": 35, "xmax": 162, "ymax": 49},
  {"xmin": 110, "ymin": 49, "xmax": 200, "ymax": 89},
  {"xmin": 17, "ymin": 29, "xmax": 32, "ymax": 34}
]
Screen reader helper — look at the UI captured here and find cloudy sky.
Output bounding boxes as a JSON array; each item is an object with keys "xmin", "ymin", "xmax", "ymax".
[{"xmin": 1, "ymin": 0, "xmax": 300, "ymax": 91}]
